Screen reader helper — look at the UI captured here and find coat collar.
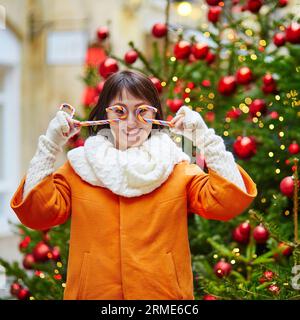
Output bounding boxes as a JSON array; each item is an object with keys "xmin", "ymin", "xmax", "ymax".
[{"xmin": 67, "ymin": 129, "xmax": 191, "ymax": 197}]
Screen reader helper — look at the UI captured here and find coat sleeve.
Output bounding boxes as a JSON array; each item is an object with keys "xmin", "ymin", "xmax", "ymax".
[
  {"xmin": 186, "ymin": 162, "xmax": 257, "ymax": 221},
  {"xmin": 10, "ymin": 164, "xmax": 71, "ymax": 230}
]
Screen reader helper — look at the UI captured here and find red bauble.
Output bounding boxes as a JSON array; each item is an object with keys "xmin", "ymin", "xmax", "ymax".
[
  {"xmin": 202, "ymin": 79, "xmax": 211, "ymax": 87},
  {"xmin": 96, "ymin": 26, "xmax": 109, "ymax": 41},
  {"xmin": 150, "ymin": 77, "xmax": 163, "ymax": 93},
  {"xmin": 288, "ymin": 142, "xmax": 300, "ymax": 155},
  {"xmin": 263, "ymin": 74, "xmax": 275, "ymax": 86},
  {"xmin": 249, "ymin": 99, "xmax": 267, "ymax": 117},
  {"xmin": 99, "ymin": 58, "xmax": 119, "ymax": 78},
  {"xmin": 247, "ymin": 0, "xmax": 263, "ymax": 13},
  {"xmin": 239, "ymin": 221, "xmax": 251, "ymax": 235},
  {"xmin": 268, "ymin": 284, "xmax": 280, "ymax": 294},
  {"xmin": 218, "ymin": 76, "xmax": 237, "ymax": 96},
  {"xmin": 259, "ymin": 270, "xmax": 275, "ymax": 283},
  {"xmin": 82, "ymin": 87, "xmax": 98, "ymax": 106},
  {"xmin": 259, "ymin": 276, "xmax": 266, "ymax": 284},
  {"xmin": 85, "ymin": 46, "xmax": 106, "ymax": 67},
  {"xmin": 54, "ymin": 274, "xmax": 62, "ymax": 281},
  {"xmin": 232, "ymin": 221, "xmax": 251, "ymax": 244},
  {"xmin": 278, "ymin": 0, "xmax": 288, "ymax": 7},
  {"xmin": 208, "ymin": 6, "xmax": 222, "ymax": 23},
  {"xmin": 17, "ymin": 288, "xmax": 31, "ymax": 300},
  {"xmin": 273, "ymin": 33, "xmax": 286, "ymax": 47},
  {"xmin": 262, "ymin": 83, "xmax": 277, "ymax": 94},
  {"xmin": 263, "ymin": 270, "xmax": 275, "ymax": 281},
  {"xmin": 174, "ymin": 41, "xmax": 192, "ymax": 60},
  {"xmin": 152, "ymin": 23, "xmax": 167, "ymax": 38},
  {"xmin": 278, "ymin": 242, "xmax": 293, "ymax": 256},
  {"xmin": 206, "ymin": 0, "xmax": 220, "ymax": 5},
  {"xmin": 205, "ymin": 51, "xmax": 216, "ymax": 64},
  {"xmin": 232, "ymin": 227, "xmax": 249, "ymax": 244},
  {"xmin": 280, "ymin": 176, "xmax": 295, "ymax": 197},
  {"xmin": 203, "ymin": 294, "xmax": 217, "ymax": 300},
  {"xmin": 10, "ymin": 282, "xmax": 22, "ymax": 296},
  {"xmin": 124, "ymin": 50, "xmax": 138, "ymax": 64},
  {"xmin": 187, "ymin": 82, "xmax": 195, "ymax": 90},
  {"xmin": 226, "ymin": 108, "xmax": 242, "ymax": 119},
  {"xmin": 214, "ymin": 260, "xmax": 232, "ymax": 278},
  {"xmin": 167, "ymin": 98, "xmax": 184, "ymax": 113},
  {"xmin": 236, "ymin": 67, "xmax": 253, "ymax": 85},
  {"xmin": 33, "ymin": 241, "xmax": 51, "ymax": 262},
  {"xmin": 285, "ymin": 23, "xmax": 300, "ymax": 44},
  {"xmin": 23, "ymin": 253, "xmax": 36, "ymax": 270},
  {"xmin": 233, "ymin": 136, "xmax": 257, "ymax": 160},
  {"xmin": 182, "ymin": 92, "xmax": 190, "ymax": 100},
  {"xmin": 96, "ymin": 80, "xmax": 106, "ymax": 94},
  {"xmin": 253, "ymin": 224, "xmax": 269, "ymax": 244},
  {"xmin": 50, "ymin": 246, "xmax": 61, "ymax": 261},
  {"xmin": 19, "ymin": 236, "xmax": 31, "ymax": 251},
  {"xmin": 191, "ymin": 43, "xmax": 209, "ymax": 59},
  {"xmin": 269, "ymin": 111, "xmax": 279, "ymax": 119},
  {"xmin": 205, "ymin": 111, "xmax": 215, "ymax": 122},
  {"xmin": 174, "ymin": 80, "xmax": 184, "ymax": 94}
]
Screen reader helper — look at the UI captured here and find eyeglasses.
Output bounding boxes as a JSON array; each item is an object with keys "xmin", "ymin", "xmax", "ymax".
[
  {"xmin": 59, "ymin": 103, "xmax": 174, "ymax": 127},
  {"xmin": 105, "ymin": 104, "xmax": 162, "ymax": 124}
]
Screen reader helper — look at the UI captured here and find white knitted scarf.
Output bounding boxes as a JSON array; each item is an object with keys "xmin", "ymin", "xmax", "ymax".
[{"xmin": 67, "ymin": 129, "xmax": 191, "ymax": 197}]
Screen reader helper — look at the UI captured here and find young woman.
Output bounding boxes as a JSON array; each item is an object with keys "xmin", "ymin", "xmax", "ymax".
[{"xmin": 10, "ymin": 70, "xmax": 257, "ymax": 300}]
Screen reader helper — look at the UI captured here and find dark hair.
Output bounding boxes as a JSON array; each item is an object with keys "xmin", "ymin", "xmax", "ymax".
[{"xmin": 88, "ymin": 70, "xmax": 165, "ymax": 136}]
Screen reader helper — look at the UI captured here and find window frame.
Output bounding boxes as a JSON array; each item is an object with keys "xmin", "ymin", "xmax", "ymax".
[{"xmin": 0, "ymin": 28, "xmax": 21, "ymax": 237}]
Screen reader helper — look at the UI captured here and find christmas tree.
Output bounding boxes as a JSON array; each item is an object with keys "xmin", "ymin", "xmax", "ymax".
[{"xmin": 1, "ymin": 0, "xmax": 300, "ymax": 300}]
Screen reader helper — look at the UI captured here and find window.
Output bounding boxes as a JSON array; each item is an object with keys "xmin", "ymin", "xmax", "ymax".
[{"xmin": 0, "ymin": 28, "xmax": 21, "ymax": 236}]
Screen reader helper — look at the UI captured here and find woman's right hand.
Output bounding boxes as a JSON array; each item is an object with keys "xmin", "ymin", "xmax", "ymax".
[{"xmin": 45, "ymin": 110, "xmax": 81, "ymax": 147}]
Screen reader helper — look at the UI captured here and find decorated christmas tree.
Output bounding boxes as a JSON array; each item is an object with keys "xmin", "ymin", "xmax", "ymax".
[{"xmin": 1, "ymin": 0, "xmax": 300, "ymax": 299}]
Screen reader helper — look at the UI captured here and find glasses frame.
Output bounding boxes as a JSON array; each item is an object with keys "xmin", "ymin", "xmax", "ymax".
[
  {"xmin": 105, "ymin": 104, "xmax": 158, "ymax": 123},
  {"xmin": 59, "ymin": 103, "xmax": 174, "ymax": 127}
]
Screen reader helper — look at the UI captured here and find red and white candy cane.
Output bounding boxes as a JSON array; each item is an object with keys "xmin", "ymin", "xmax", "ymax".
[
  {"xmin": 135, "ymin": 105, "xmax": 174, "ymax": 127},
  {"xmin": 59, "ymin": 103, "xmax": 123, "ymax": 127},
  {"xmin": 59, "ymin": 103, "xmax": 175, "ymax": 127}
]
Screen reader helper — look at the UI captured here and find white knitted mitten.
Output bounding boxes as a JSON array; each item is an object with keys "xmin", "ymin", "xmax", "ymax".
[
  {"xmin": 22, "ymin": 111, "xmax": 81, "ymax": 199},
  {"xmin": 170, "ymin": 106, "xmax": 247, "ymax": 192}
]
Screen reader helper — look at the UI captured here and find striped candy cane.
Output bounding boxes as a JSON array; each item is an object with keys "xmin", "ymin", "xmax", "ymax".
[{"xmin": 59, "ymin": 103, "xmax": 175, "ymax": 127}]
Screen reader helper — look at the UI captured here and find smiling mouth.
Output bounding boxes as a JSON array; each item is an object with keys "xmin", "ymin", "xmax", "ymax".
[{"xmin": 123, "ymin": 129, "xmax": 141, "ymax": 136}]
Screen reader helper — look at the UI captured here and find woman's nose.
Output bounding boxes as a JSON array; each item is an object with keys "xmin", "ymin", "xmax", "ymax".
[{"xmin": 126, "ymin": 111, "xmax": 138, "ymax": 125}]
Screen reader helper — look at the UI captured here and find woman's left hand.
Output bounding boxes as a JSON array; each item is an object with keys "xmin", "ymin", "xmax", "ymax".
[
  {"xmin": 168, "ymin": 106, "xmax": 210, "ymax": 145},
  {"xmin": 169, "ymin": 113, "xmax": 185, "ymax": 131}
]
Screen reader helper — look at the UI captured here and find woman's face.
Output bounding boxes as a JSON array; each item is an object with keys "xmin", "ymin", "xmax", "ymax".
[{"xmin": 107, "ymin": 90, "xmax": 154, "ymax": 150}]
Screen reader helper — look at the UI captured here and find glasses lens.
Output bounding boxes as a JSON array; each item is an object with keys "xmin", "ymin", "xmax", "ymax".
[
  {"xmin": 136, "ymin": 105, "xmax": 156, "ymax": 121},
  {"xmin": 107, "ymin": 105, "xmax": 128, "ymax": 120},
  {"xmin": 106, "ymin": 104, "xmax": 157, "ymax": 122}
]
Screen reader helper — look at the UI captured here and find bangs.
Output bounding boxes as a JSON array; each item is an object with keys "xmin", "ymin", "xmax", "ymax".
[{"xmin": 108, "ymin": 77, "xmax": 158, "ymax": 106}]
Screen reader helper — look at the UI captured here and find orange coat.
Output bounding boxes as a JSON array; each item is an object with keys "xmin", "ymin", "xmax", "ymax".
[{"xmin": 10, "ymin": 160, "xmax": 257, "ymax": 300}]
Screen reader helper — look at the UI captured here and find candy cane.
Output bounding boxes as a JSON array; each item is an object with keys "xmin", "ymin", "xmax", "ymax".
[
  {"xmin": 59, "ymin": 103, "xmax": 175, "ymax": 127},
  {"xmin": 135, "ymin": 105, "xmax": 174, "ymax": 127}
]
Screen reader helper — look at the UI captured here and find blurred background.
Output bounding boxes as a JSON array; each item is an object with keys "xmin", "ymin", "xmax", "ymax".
[{"xmin": 0, "ymin": 0, "xmax": 300, "ymax": 300}]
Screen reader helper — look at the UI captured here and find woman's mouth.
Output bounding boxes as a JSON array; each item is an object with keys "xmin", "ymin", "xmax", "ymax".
[{"xmin": 124, "ymin": 129, "xmax": 141, "ymax": 136}]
